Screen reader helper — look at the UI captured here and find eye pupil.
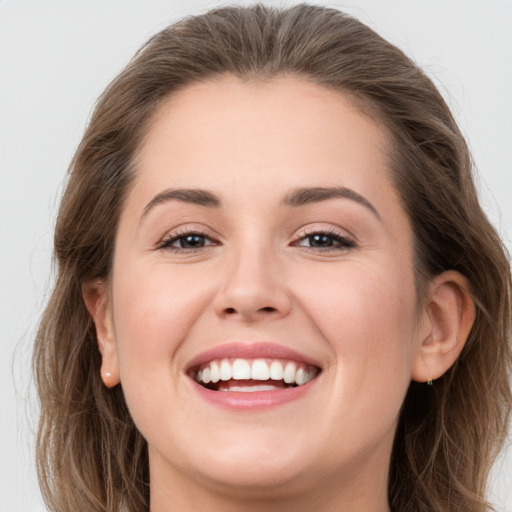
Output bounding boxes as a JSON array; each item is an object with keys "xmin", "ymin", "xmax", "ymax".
[
  {"xmin": 309, "ymin": 234, "xmax": 333, "ymax": 247},
  {"xmin": 180, "ymin": 235, "xmax": 205, "ymax": 248}
]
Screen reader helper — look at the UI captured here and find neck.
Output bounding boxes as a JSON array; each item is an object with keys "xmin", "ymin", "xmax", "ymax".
[{"xmin": 149, "ymin": 450, "xmax": 391, "ymax": 512}]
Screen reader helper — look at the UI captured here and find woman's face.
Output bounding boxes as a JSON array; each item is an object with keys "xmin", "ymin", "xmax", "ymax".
[{"xmin": 106, "ymin": 76, "xmax": 427, "ymax": 501}]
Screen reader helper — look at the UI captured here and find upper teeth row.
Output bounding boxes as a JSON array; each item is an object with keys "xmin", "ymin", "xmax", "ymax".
[{"xmin": 195, "ymin": 358, "xmax": 317, "ymax": 386}]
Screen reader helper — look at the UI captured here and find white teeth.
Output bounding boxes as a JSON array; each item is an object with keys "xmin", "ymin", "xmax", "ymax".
[
  {"xmin": 270, "ymin": 360, "xmax": 283, "ymax": 380},
  {"xmin": 194, "ymin": 357, "xmax": 318, "ymax": 389},
  {"xmin": 283, "ymin": 362, "xmax": 296, "ymax": 384},
  {"xmin": 202, "ymin": 367, "xmax": 211, "ymax": 384},
  {"xmin": 232, "ymin": 359, "xmax": 251, "ymax": 380},
  {"xmin": 219, "ymin": 359, "xmax": 232, "ymax": 381},
  {"xmin": 210, "ymin": 361, "xmax": 220, "ymax": 383},
  {"xmin": 225, "ymin": 384, "xmax": 282, "ymax": 392},
  {"xmin": 295, "ymin": 367, "xmax": 306, "ymax": 386},
  {"xmin": 251, "ymin": 359, "xmax": 270, "ymax": 380}
]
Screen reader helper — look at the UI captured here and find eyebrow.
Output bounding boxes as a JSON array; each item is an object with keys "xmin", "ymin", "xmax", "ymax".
[
  {"xmin": 142, "ymin": 188, "xmax": 221, "ymax": 218},
  {"xmin": 141, "ymin": 186, "xmax": 380, "ymax": 219},
  {"xmin": 283, "ymin": 186, "xmax": 380, "ymax": 219}
]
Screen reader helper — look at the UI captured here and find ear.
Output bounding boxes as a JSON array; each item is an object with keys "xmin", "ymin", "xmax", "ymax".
[
  {"xmin": 82, "ymin": 280, "xmax": 120, "ymax": 388},
  {"xmin": 412, "ymin": 271, "xmax": 475, "ymax": 383}
]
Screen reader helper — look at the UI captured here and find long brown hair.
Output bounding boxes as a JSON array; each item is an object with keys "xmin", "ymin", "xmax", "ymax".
[{"xmin": 34, "ymin": 4, "xmax": 512, "ymax": 511}]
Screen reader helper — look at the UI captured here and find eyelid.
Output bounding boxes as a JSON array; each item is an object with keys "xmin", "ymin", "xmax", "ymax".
[
  {"xmin": 292, "ymin": 226, "xmax": 357, "ymax": 251},
  {"xmin": 155, "ymin": 224, "xmax": 357, "ymax": 252},
  {"xmin": 157, "ymin": 225, "xmax": 220, "ymax": 251}
]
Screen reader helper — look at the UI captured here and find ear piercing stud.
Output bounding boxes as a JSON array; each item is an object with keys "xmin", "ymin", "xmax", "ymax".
[
  {"xmin": 427, "ymin": 378, "xmax": 433, "ymax": 386},
  {"xmin": 102, "ymin": 370, "xmax": 116, "ymax": 387}
]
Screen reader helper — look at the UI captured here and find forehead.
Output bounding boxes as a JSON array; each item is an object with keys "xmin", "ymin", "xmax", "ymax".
[{"xmin": 132, "ymin": 75, "xmax": 395, "ymax": 207}]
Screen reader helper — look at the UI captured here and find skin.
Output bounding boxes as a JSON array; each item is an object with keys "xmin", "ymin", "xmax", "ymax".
[{"xmin": 84, "ymin": 75, "xmax": 475, "ymax": 512}]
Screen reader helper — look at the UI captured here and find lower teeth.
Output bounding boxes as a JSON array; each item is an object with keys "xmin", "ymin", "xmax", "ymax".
[
  {"xmin": 205, "ymin": 380, "xmax": 296, "ymax": 392},
  {"xmin": 222, "ymin": 384, "xmax": 288, "ymax": 392}
]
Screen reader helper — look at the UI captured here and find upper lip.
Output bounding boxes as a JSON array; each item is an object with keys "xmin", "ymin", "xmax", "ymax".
[{"xmin": 185, "ymin": 342, "xmax": 323, "ymax": 373}]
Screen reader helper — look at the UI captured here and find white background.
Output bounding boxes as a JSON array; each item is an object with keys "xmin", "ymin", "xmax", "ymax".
[{"xmin": 1, "ymin": 1, "xmax": 511, "ymax": 510}]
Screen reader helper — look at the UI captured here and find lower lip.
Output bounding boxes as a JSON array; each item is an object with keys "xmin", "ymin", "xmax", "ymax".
[{"xmin": 189, "ymin": 377, "xmax": 319, "ymax": 411}]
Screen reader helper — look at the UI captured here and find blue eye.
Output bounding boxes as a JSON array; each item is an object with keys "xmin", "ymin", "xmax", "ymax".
[
  {"xmin": 295, "ymin": 231, "xmax": 355, "ymax": 251},
  {"xmin": 174, "ymin": 234, "xmax": 208, "ymax": 249},
  {"xmin": 159, "ymin": 231, "xmax": 217, "ymax": 251},
  {"xmin": 158, "ymin": 228, "xmax": 355, "ymax": 253}
]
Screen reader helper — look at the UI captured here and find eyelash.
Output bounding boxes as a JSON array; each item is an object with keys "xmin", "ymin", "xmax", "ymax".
[
  {"xmin": 292, "ymin": 228, "xmax": 356, "ymax": 252},
  {"xmin": 158, "ymin": 228, "xmax": 217, "ymax": 252},
  {"xmin": 158, "ymin": 227, "xmax": 356, "ymax": 253}
]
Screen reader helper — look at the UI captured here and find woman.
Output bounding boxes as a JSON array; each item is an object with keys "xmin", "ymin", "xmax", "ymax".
[{"xmin": 33, "ymin": 3, "xmax": 511, "ymax": 511}]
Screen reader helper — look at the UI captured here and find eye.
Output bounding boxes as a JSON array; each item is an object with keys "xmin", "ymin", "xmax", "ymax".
[
  {"xmin": 158, "ymin": 229, "xmax": 219, "ymax": 252},
  {"xmin": 293, "ymin": 229, "xmax": 356, "ymax": 252}
]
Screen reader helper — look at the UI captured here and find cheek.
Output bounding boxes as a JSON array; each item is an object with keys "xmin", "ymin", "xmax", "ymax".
[
  {"xmin": 297, "ymin": 258, "xmax": 419, "ymax": 394},
  {"xmin": 111, "ymin": 261, "xmax": 208, "ymax": 382},
  {"xmin": 109, "ymin": 260, "xmax": 218, "ymax": 438},
  {"xmin": 294, "ymin": 261, "xmax": 419, "ymax": 453}
]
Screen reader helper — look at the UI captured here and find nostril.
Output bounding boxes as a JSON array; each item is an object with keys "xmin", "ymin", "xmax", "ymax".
[{"xmin": 224, "ymin": 306, "xmax": 276, "ymax": 315}]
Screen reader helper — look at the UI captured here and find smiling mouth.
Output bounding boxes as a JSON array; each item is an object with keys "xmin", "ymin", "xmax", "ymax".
[{"xmin": 190, "ymin": 358, "xmax": 320, "ymax": 392}]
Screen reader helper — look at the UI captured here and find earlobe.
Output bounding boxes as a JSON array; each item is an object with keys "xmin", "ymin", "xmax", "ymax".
[
  {"xmin": 82, "ymin": 280, "xmax": 120, "ymax": 388},
  {"xmin": 412, "ymin": 271, "xmax": 475, "ymax": 383}
]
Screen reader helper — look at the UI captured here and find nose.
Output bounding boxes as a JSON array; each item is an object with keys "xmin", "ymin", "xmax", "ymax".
[{"xmin": 212, "ymin": 244, "xmax": 292, "ymax": 323}]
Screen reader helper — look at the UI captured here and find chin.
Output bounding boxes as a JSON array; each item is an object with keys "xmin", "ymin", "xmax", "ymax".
[
  {"xmin": 193, "ymin": 453, "xmax": 314, "ymax": 498},
  {"xmin": 175, "ymin": 429, "xmax": 320, "ymax": 495}
]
